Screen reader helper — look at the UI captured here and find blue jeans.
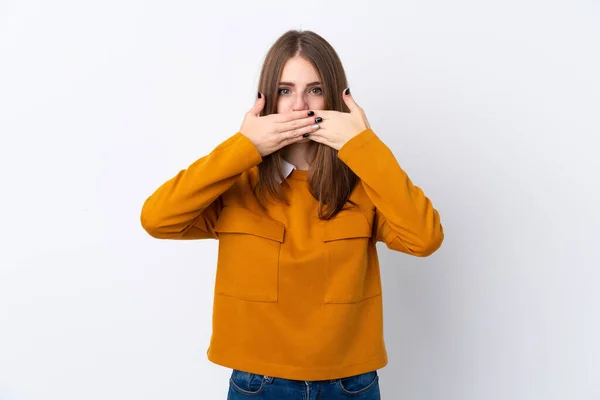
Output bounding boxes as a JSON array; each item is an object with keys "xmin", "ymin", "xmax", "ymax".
[{"xmin": 227, "ymin": 368, "xmax": 381, "ymax": 399}]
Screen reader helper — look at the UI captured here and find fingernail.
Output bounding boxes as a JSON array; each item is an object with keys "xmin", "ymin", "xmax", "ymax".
[
  {"xmin": 345, "ymin": 88, "xmax": 350, "ymax": 95},
  {"xmin": 311, "ymin": 124, "xmax": 320, "ymax": 130},
  {"xmin": 258, "ymin": 92, "xmax": 262, "ymax": 99},
  {"xmin": 314, "ymin": 117, "xmax": 322, "ymax": 123},
  {"xmin": 303, "ymin": 133, "xmax": 310, "ymax": 138},
  {"xmin": 308, "ymin": 111, "xmax": 314, "ymax": 116}
]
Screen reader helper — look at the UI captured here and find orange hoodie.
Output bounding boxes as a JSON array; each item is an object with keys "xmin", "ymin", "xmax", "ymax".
[{"xmin": 140, "ymin": 128, "xmax": 443, "ymax": 381}]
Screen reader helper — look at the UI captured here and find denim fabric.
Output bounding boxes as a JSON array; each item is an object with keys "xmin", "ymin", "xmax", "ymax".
[{"xmin": 227, "ymin": 368, "xmax": 380, "ymax": 399}]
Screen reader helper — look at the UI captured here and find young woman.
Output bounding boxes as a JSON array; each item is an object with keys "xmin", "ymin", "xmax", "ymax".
[{"xmin": 141, "ymin": 29, "xmax": 443, "ymax": 399}]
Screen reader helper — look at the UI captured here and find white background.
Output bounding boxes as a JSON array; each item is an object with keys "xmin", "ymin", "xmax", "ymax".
[{"xmin": 1, "ymin": 0, "xmax": 599, "ymax": 399}]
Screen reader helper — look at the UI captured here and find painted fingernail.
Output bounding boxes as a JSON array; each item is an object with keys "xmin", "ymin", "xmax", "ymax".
[
  {"xmin": 345, "ymin": 88, "xmax": 350, "ymax": 95},
  {"xmin": 311, "ymin": 124, "xmax": 320, "ymax": 130},
  {"xmin": 308, "ymin": 111, "xmax": 315, "ymax": 116},
  {"xmin": 314, "ymin": 117, "xmax": 322, "ymax": 123},
  {"xmin": 258, "ymin": 92, "xmax": 262, "ymax": 98},
  {"xmin": 303, "ymin": 133, "xmax": 310, "ymax": 138}
]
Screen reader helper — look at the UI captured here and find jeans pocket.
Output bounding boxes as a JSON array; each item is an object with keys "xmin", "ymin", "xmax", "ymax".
[
  {"xmin": 229, "ymin": 369, "xmax": 266, "ymax": 395},
  {"xmin": 338, "ymin": 370, "xmax": 379, "ymax": 395}
]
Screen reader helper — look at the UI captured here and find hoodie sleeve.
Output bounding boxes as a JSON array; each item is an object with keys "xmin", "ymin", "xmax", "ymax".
[
  {"xmin": 337, "ymin": 129, "xmax": 444, "ymax": 257},
  {"xmin": 140, "ymin": 132, "xmax": 263, "ymax": 240}
]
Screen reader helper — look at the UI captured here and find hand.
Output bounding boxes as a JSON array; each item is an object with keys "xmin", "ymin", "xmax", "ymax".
[
  {"xmin": 307, "ymin": 88, "xmax": 371, "ymax": 150},
  {"xmin": 239, "ymin": 93, "xmax": 321, "ymax": 157}
]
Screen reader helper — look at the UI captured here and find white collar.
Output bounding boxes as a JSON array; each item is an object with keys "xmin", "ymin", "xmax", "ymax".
[{"xmin": 278, "ymin": 158, "xmax": 297, "ymax": 183}]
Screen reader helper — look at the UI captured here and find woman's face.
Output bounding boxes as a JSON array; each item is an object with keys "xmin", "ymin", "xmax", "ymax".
[{"xmin": 276, "ymin": 56, "xmax": 325, "ymax": 113}]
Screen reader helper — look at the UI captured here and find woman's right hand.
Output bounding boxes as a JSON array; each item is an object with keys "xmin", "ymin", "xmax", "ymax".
[{"xmin": 239, "ymin": 93, "xmax": 321, "ymax": 157}]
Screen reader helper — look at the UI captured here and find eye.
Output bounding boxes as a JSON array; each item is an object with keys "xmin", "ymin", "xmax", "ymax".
[
  {"xmin": 311, "ymin": 87, "xmax": 323, "ymax": 95},
  {"xmin": 278, "ymin": 88, "xmax": 291, "ymax": 95}
]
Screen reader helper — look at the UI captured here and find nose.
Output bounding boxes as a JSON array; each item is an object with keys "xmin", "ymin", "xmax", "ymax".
[{"xmin": 292, "ymin": 92, "xmax": 308, "ymax": 111}]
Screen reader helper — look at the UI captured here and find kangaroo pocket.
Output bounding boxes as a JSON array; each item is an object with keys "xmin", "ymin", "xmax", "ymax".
[
  {"xmin": 213, "ymin": 207, "xmax": 285, "ymax": 302},
  {"xmin": 322, "ymin": 210, "xmax": 382, "ymax": 304}
]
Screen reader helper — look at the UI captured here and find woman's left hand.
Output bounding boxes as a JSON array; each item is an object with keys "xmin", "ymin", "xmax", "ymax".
[{"xmin": 308, "ymin": 88, "xmax": 372, "ymax": 150}]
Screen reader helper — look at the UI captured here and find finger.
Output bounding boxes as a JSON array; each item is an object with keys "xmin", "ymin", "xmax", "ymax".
[
  {"xmin": 342, "ymin": 87, "xmax": 360, "ymax": 113},
  {"xmin": 248, "ymin": 92, "xmax": 265, "ymax": 117},
  {"xmin": 306, "ymin": 132, "xmax": 328, "ymax": 146},
  {"xmin": 277, "ymin": 115, "xmax": 323, "ymax": 133},
  {"xmin": 312, "ymin": 110, "xmax": 332, "ymax": 118},
  {"xmin": 279, "ymin": 122, "xmax": 322, "ymax": 145},
  {"xmin": 275, "ymin": 110, "xmax": 318, "ymax": 123}
]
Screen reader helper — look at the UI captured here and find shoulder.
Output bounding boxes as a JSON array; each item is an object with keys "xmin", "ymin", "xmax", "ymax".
[{"xmin": 220, "ymin": 166, "xmax": 260, "ymax": 202}]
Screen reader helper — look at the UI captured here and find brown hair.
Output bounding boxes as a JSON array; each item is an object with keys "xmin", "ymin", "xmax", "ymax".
[{"xmin": 254, "ymin": 30, "xmax": 358, "ymax": 220}]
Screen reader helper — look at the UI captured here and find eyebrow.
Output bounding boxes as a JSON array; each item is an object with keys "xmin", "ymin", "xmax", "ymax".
[{"xmin": 278, "ymin": 81, "xmax": 322, "ymax": 87}]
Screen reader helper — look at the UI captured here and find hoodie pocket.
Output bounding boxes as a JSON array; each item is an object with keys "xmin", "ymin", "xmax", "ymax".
[
  {"xmin": 213, "ymin": 207, "xmax": 285, "ymax": 302},
  {"xmin": 322, "ymin": 210, "xmax": 381, "ymax": 304}
]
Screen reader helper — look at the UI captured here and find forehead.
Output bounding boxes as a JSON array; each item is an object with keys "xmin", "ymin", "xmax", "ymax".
[{"xmin": 280, "ymin": 56, "xmax": 320, "ymax": 82}]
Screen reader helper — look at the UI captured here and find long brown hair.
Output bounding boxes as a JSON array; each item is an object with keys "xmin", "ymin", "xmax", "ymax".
[{"xmin": 254, "ymin": 30, "xmax": 358, "ymax": 220}]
